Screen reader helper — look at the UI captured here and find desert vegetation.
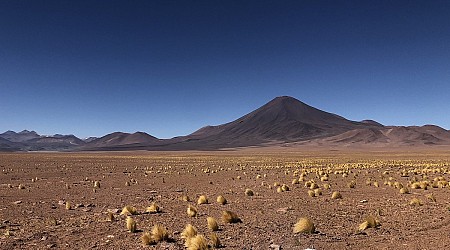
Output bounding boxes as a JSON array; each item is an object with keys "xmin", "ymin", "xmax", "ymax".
[{"xmin": 1, "ymin": 151, "xmax": 450, "ymax": 248}]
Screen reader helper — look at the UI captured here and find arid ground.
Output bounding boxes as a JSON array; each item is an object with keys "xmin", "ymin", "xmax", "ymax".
[{"xmin": 1, "ymin": 149, "xmax": 450, "ymax": 249}]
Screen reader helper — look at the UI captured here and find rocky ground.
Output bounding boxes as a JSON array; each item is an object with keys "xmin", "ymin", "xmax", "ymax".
[{"xmin": 1, "ymin": 150, "xmax": 450, "ymax": 249}]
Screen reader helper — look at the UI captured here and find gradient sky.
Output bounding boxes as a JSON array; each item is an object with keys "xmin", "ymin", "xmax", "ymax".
[{"xmin": 1, "ymin": 0, "xmax": 450, "ymax": 139}]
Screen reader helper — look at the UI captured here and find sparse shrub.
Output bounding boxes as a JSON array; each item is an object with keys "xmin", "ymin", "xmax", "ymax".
[
  {"xmin": 65, "ymin": 201, "xmax": 71, "ymax": 210},
  {"xmin": 120, "ymin": 205, "xmax": 138, "ymax": 215},
  {"xmin": 399, "ymin": 187, "xmax": 409, "ymax": 194},
  {"xmin": 373, "ymin": 181, "xmax": 379, "ymax": 187},
  {"xmin": 426, "ymin": 193, "xmax": 436, "ymax": 202},
  {"xmin": 182, "ymin": 195, "xmax": 190, "ymax": 202},
  {"xmin": 207, "ymin": 217, "xmax": 219, "ymax": 231},
  {"xmin": 216, "ymin": 195, "xmax": 227, "ymax": 205},
  {"xmin": 411, "ymin": 182, "xmax": 421, "ymax": 189},
  {"xmin": 141, "ymin": 231, "xmax": 155, "ymax": 245},
  {"xmin": 293, "ymin": 217, "xmax": 315, "ymax": 234},
  {"xmin": 292, "ymin": 179, "xmax": 299, "ymax": 185},
  {"xmin": 181, "ymin": 224, "xmax": 198, "ymax": 239},
  {"xmin": 245, "ymin": 188, "xmax": 254, "ymax": 196},
  {"xmin": 187, "ymin": 205, "xmax": 198, "ymax": 217},
  {"xmin": 222, "ymin": 210, "xmax": 241, "ymax": 223},
  {"xmin": 125, "ymin": 181, "xmax": 131, "ymax": 186},
  {"xmin": 347, "ymin": 180, "xmax": 356, "ymax": 188},
  {"xmin": 323, "ymin": 183, "xmax": 331, "ymax": 189},
  {"xmin": 359, "ymin": 215, "xmax": 380, "ymax": 231},
  {"xmin": 277, "ymin": 186, "xmax": 283, "ymax": 193},
  {"xmin": 314, "ymin": 188, "xmax": 322, "ymax": 196},
  {"xmin": 210, "ymin": 233, "xmax": 221, "ymax": 248},
  {"xmin": 331, "ymin": 191, "xmax": 342, "ymax": 199},
  {"xmin": 309, "ymin": 182, "xmax": 319, "ymax": 189},
  {"xmin": 307, "ymin": 190, "xmax": 315, "ymax": 197},
  {"xmin": 126, "ymin": 216, "xmax": 137, "ymax": 233},
  {"xmin": 197, "ymin": 195, "xmax": 208, "ymax": 205},
  {"xmin": 151, "ymin": 224, "xmax": 169, "ymax": 242},
  {"xmin": 107, "ymin": 212, "xmax": 114, "ymax": 221},
  {"xmin": 94, "ymin": 181, "xmax": 100, "ymax": 188},
  {"xmin": 410, "ymin": 198, "xmax": 423, "ymax": 206},
  {"xmin": 146, "ymin": 203, "xmax": 160, "ymax": 214},
  {"xmin": 281, "ymin": 184, "xmax": 290, "ymax": 191},
  {"xmin": 185, "ymin": 234, "xmax": 208, "ymax": 250}
]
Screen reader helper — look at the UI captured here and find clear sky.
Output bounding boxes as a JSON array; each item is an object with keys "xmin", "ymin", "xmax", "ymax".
[{"xmin": 1, "ymin": 0, "xmax": 449, "ymax": 139}]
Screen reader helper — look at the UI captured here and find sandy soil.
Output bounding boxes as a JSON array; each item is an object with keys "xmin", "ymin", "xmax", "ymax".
[{"xmin": 1, "ymin": 150, "xmax": 450, "ymax": 249}]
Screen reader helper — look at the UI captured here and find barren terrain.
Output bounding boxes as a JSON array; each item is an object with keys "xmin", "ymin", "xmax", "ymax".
[{"xmin": 1, "ymin": 149, "xmax": 450, "ymax": 249}]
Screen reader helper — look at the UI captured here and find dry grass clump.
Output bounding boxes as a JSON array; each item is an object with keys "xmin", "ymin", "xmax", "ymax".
[
  {"xmin": 121, "ymin": 205, "xmax": 138, "ymax": 215},
  {"xmin": 292, "ymin": 179, "xmax": 300, "ymax": 185},
  {"xmin": 197, "ymin": 195, "xmax": 208, "ymax": 205},
  {"xmin": 293, "ymin": 217, "xmax": 315, "ymax": 234},
  {"xmin": 359, "ymin": 215, "xmax": 380, "ymax": 231},
  {"xmin": 150, "ymin": 224, "xmax": 169, "ymax": 242},
  {"xmin": 216, "ymin": 195, "xmax": 227, "ymax": 205},
  {"xmin": 126, "ymin": 216, "xmax": 137, "ymax": 233},
  {"xmin": 426, "ymin": 193, "xmax": 436, "ymax": 202},
  {"xmin": 245, "ymin": 188, "xmax": 254, "ymax": 196},
  {"xmin": 94, "ymin": 181, "xmax": 100, "ymax": 188},
  {"xmin": 410, "ymin": 197, "xmax": 423, "ymax": 206},
  {"xmin": 210, "ymin": 233, "xmax": 221, "ymax": 248},
  {"xmin": 141, "ymin": 231, "xmax": 155, "ymax": 246},
  {"xmin": 207, "ymin": 217, "xmax": 219, "ymax": 231},
  {"xmin": 181, "ymin": 224, "xmax": 198, "ymax": 239},
  {"xmin": 187, "ymin": 205, "xmax": 198, "ymax": 217},
  {"xmin": 107, "ymin": 212, "xmax": 115, "ymax": 221},
  {"xmin": 314, "ymin": 188, "xmax": 322, "ymax": 196},
  {"xmin": 65, "ymin": 201, "xmax": 71, "ymax": 210},
  {"xmin": 146, "ymin": 203, "xmax": 161, "ymax": 214},
  {"xmin": 331, "ymin": 191, "xmax": 342, "ymax": 199},
  {"xmin": 323, "ymin": 183, "xmax": 331, "ymax": 189},
  {"xmin": 307, "ymin": 190, "xmax": 315, "ymax": 197},
  {"xmin": 222, "ymin": 210, "xmax": 241, "ymax": 223},
  {"xmin": 399, "ymin": 187, "xmax": 409, "ymax": 194},
  {"xmin": 411, "ymin": 182, "xmax": 421, "ymax": 189},
  {"xmin": 347, "ymin": 180, "xmax": 356, "ymax": 188},
  {"xmin": 181, "ymin": 195, "xmax": 191, "ymax": 202},
  {"xmin": 373, "ymin": 181, "xmax": 379, "ymax": 187},
  {"xmin": 276, "ymin": 186, "xmax": 283, "ymax": 193},
  {"xmin": 281, "ymin": 184, "xmax": 290, "ymax": 191},
  {"xmin": 18, "ymin": 184, "xmax": 25, "ymax": 189},
  {"xmin": 185, "ymin": 234, "xmax": 208, "ymax": 250}
]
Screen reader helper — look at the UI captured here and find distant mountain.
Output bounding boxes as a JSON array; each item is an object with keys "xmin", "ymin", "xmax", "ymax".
[
  {"xmin": 2, "ymin": 96, "xmax": 450, "ymax": 151},
  {"xmin": 180, "ymin": 96, "xmax": 373, "ymax": 147},
  {"xmin": 0, "ymin": 130, "xmax": 41, "ymax": 142},
  {"xmin": 0, "ymin": 131, "xmax": 86, "ymax": 151},
  {"xmin": 81, "ymin": 132, "xmax": 159, "ymax": 150}
]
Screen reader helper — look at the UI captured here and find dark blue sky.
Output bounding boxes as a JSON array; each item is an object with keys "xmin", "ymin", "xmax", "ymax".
[{"xmin": 1, "ymin": 0, "xmax": 449, "ymax": 138}]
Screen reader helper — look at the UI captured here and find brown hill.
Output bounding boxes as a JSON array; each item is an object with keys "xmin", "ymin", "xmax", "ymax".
[
  {"xmin": 169, "ymin": 96, "xmax": 373, "ymax": 148},
  {"xmin": 83, "ymin": 132, "xmax": 159, "ymax": 150}
]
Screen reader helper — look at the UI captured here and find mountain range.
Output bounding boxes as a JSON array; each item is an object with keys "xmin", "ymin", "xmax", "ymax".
[{"xmin": 2, "ymin": 96, "xmax": 450, "ymax": 151}]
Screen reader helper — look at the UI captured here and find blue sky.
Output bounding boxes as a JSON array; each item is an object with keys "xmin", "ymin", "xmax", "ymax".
[{"xmin": 1, "ymin": 0, "xmax": 449, "ymax": 138}]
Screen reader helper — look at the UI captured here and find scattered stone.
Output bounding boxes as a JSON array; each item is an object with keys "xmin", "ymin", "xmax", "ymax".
[
  {"xmin": 270, "ymin": 244, "xmax": 281, "ymax": 250},
  {"xmin": 107, "ymin": 208, "xmax": 120, "ymax": 214},
  {"xmin": 13, "ymin": 200, "xmax": 22, "ymax": 205},
  {"xmin": 360, "ymin": 200, "xmax": 368, "ymax": 203},
  {"xmin": 276, "ymin": 207, "xmax": 292, "ymax": 213}
]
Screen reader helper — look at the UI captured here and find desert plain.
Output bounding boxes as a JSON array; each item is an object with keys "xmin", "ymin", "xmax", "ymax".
[{"xmin": 1, "ymin": 148, "xmax": 450, "ymax": 249}]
